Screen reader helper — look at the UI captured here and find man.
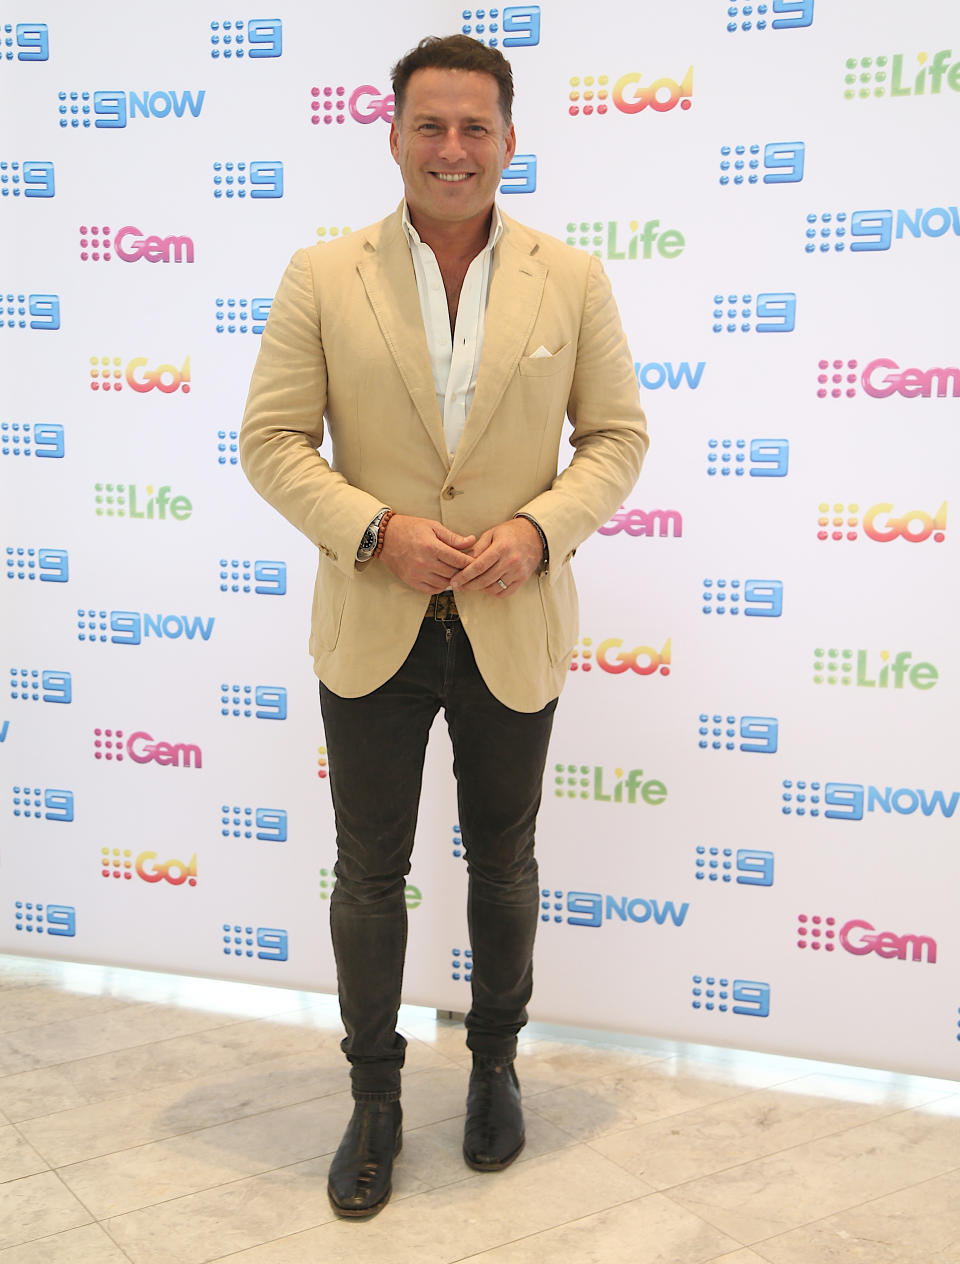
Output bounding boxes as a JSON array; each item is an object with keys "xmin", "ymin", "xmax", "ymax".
[{"xmin": 240, "ymin": 34, "xmax": 647, "ymax": 1218}]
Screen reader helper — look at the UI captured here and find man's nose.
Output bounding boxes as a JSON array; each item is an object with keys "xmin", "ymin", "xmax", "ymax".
[{"xmin": 438, "ymin": 127, "xmax": 467, "ymax": 160}]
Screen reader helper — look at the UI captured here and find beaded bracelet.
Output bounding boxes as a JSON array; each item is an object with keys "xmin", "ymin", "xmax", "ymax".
[{"xmin": 372, "ymin": 509, "xmax": 394, "ymax": 559}]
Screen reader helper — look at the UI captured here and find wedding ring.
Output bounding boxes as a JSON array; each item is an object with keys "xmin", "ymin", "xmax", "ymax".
[{"xmin": 496, "ymin": 578, "xmax": 508, "ymax": 590}]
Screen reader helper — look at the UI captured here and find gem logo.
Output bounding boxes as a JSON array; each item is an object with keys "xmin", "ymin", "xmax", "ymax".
[
  {"xmin": 552, "ymin": 763, "xmax": 667, "ymax": 805},
  {"xmin": 781, "ymin": 779, "xmax": 959, "ymax": 820},
  {"xmin": 798, "ymin": 913, "xmax": 936, "ymax": 964},
  {"xmin": 222, "ymin": 923, "xmax": 288, "ymax": 960},
  {"xmin": 8, "ymin": 669, "xmax": 71, "ymax": 704},
  {"xmin": 568, "ymin": 68, "xmax": 693, "ymax": 116},
  {"xmin": 816, "ymin": 501, "xmax": 947, "ymax": 543},
  {"xmin": 805, "ymin": 207, "xmax": 960, "ymax": 253},
  {"xmin": 218, "ymin": 559, "xmax": 286, "ymax": 595},
  {"xmin": 712, "ymin": 293, "xmax": 796, "ymax": 334},
  {"xmin": 500, "ymin": 154, "xmax": 536, "ymax": 194},
  {"xmin": 0, "ymin": 293, "xmax": 60, "ymax": 330},
  {"xmin": 570, "ymin": 637, "xmax": 671, "ymax": 675},
  {"xmin": 12, "ymin": 787, "xmax": 74, "ymax": 821},
  {"xmin": 817, "ymin": 358, "xmax": 960, "ymax": 400},
  {"xmin": 101, "ymin": 848, "xmax": 198, "ymax": 886},
  {"xmin": 565, "ymin": 220, "xmax": 685, "ymax": 261},
  {"xmin": 698, "ymin": 715, "xmax": 778, "ymax": 753},
  {"xmin": 94, "ymin": 483, "xmax": 193, "ymax": 520},
  {"xmin": 1, "ymin": 423, "xmax": 65, "ymax": 457},
  {"xmin": 57, "ymin": 90, "xmax": 206, "ymax": 130},
  {"xmin": 634, "ymin": 360, "xmax": 704, "ymax": 390},
  {"xmin": 598, "ymin": 506, "xmax": 682, "ymax": 538},
  {"xmin": 221, "ymin": 806, "xmax": 287, "ymax": 841},
  {"xmin": 540, "ymin": 888, "xmax": 688, "ymax": 928},
  {"xmin": 310, "ymin": 85, "xmax": 393, "ymax": 126},
  {"xmin": 706, "ymin": 438, "xmax": 789, "ymax": 477},
  {"xmin": 701, "ymin": 579, "xmax": 783, "ymax": 617},
  {"xmin": 460, "ymin": 6, "xmax": 541, "ymax": 47},
  {"xmin": 212, "ymin": 161, "xmax": 283, "ymax": 199},
  {"xmin": 14, "ymin": 903, "xmax": 75, "ymax": 937},
  {"xmin": 93, "ymin": 728, "xmax": 202, "ymax": 768},
  {"xmin": 215, "ymin": 299, "xmax": 272, "ymax": 333},
  {"xmin": 812, "ymin": 648, "xmax": 938, "ymax": 689},
  {"xmin": 844, "ymin": 50, "xmax": 960, "ymax": 101},
  {"xmin": 79, "ymin": 225, "xmax": 195, "ymax": 264},
  {"xmin": 0, "ymin": 160, "xmax": 54, "ymax": 197},
  {"xmin": 209, "ymin": 18, "xmax": 282, "ymax": 59},
  {"xmin": 5, "ymin": 548, "xmax": 69, "ymax": 582},
  {"xmin": 1, "ymin": 22, "xmax": 48, "ymax": 60},
  {"xmin": 220, "ymin": 684, "xmax": 287, "ymax": 719},
  {"xmin": 719, "ymin": 141, "xmax": 805, "ymax": 185},
  {"xmin": 88, "ymin": 356, "xmax": 190, "ymax": 394},
  {"xmin": 692, "ymin": 976, "xmax": 770, "ymax": 1017},
  {"xmin": 695, "ymin": 846, "xmax": 774, "ymax": 885},
  {"xmin": 77, "ymin": 611, "xmax": 214, "ymax": 646},
  {"xmin": 727, "ymin": 0, "xmax": 813, "ymax": 32}
]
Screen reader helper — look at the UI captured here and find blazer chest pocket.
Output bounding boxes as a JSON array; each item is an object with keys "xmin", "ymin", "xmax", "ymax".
[{"xmin": 517, "ymin": 341, "xmax": 574, "ymax": 378}]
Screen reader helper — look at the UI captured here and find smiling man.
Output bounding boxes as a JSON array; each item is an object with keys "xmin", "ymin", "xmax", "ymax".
[{"xmin": 240, "ymin": 35, "xmax": 647, "ymax": 1218}]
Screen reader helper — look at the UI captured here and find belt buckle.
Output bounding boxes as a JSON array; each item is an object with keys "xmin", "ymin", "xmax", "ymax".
[{"xmin": 430, "ymin": 591, "xmax": 458, "ymax": 621}]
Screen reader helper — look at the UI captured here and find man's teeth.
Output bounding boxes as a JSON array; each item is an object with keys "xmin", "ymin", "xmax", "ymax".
[{"xmin": 434, "ymin": 173, "xmax": 472, "ymax": 182}]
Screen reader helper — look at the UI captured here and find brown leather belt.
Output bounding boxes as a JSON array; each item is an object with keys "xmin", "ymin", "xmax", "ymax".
[{"xmin": 424, "ymin": 591, "xmax": 459, "ymax": 621}]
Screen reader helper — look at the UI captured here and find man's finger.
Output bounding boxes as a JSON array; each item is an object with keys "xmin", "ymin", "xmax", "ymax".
[{"xmin": 450, "ymin": 548, "xmax": 500, "ymax": 588}]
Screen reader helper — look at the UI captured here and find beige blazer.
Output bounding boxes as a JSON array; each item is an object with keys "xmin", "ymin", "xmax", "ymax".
[{"xmin": 239, "ymin": 207, "xmax": 648, "ymax": 712}]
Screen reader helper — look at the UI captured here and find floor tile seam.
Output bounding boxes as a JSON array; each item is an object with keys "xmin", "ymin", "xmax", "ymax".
[
  {"xmin": 7, "ymin": 1047, "xmax": 353, "ymax": 1128},
  {"xmin": 740, "ymin": 1161, "xmax": 960, "ymax": 1251},
  {"xmin": 0, "ymin": 1011, "xmax": 346, "ymax": 1092},
  {"xmin": 4, "ymin": 1117, "xmax": 52, "ymax": 1176}
]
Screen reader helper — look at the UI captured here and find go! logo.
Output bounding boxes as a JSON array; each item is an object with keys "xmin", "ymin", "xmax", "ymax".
[
  {"xmin": 100, "ymin": 847, "xmax": 197, "ymax": 886},
  {"xmin": 571, "ymin": 636, "xmax": 671, "ymax": 675},
  {"xmin": 568, "ymin": 67, "xmax": 693, "ymax": 117},
  {"xmin": 817, "ymin": 501, "xmax": 947, "ymax": 542},
  {"xmin": 89, "ymin": 355, "xmax": 191, "ymax": 394}
]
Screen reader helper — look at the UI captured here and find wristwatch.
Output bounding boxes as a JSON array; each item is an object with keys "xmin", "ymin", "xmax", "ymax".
[{"xmin": 358, "ymin": 508, "xmax": 390, "ymax": 561}]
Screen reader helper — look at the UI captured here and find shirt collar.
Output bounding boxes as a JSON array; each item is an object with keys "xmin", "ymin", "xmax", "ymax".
[{"xmin": 401, "ymin": 201, "xmax": 503, "ymax": 253}]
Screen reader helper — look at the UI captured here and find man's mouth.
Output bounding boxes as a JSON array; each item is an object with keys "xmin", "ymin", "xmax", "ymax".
[{"xmin": 432, "ymin": 172, "xmax": 474, "ymax": 182}]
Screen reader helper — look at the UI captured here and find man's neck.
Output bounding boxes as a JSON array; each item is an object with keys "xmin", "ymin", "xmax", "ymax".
[{"xmin": 407, "ymin": 205, "xmax": 494, "ymax": 269}]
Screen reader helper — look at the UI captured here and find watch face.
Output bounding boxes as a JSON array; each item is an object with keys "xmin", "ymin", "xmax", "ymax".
[{"xmin": 360, "ymin": 528, "xmax": 377, "ymax": 552}]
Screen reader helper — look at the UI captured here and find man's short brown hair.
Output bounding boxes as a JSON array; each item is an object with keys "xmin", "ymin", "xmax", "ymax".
[{"xmin": 391, "ymin": 35, "xmax": 514, "ymax": 124}]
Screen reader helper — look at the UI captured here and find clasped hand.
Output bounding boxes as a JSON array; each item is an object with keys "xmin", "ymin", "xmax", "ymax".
[{"xmin": 378, "ymin": 514, "xmax": 542, "ymax": 597}]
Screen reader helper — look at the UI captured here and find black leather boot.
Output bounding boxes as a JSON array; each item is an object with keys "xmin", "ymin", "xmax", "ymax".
[
  {"xmin": 327, "ymin": 1099, "xmax": 402, "ymax": 1217},
  {"xmin": 463, "ymin": 1059, "xmax": 525, "ymax": 1171}
]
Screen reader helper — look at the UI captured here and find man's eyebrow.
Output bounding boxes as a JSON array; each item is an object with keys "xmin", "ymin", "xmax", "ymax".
[{"xmin": 409, "ymin": 111, "xmax": 497, "ymax": 125}]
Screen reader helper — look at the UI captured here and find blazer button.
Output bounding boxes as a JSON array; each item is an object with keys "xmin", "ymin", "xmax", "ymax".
[{"xmin": 443, "ymin": 486, "xmax": 456, "ymax": 500}]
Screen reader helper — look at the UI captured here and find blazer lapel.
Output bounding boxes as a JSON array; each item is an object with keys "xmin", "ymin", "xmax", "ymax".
[
  {"xmin": 451, "ymin": 223, "xmax": 547, "ymax": 474},
  {"xmin": 356, "ymin": 215, "xmax": 448, "ymax": 467}
]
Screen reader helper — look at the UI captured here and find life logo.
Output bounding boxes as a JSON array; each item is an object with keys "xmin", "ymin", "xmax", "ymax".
[
  {"xmin": 79, "ymin": 225, "xmax": 195, "ymax": 265},
  {"xmin": 817, "ymin": 358, "xmax": 960, "ymax": 400},
  {"xmin": 781, "ymin": 779, "xmax": 959, "ymax": 821},
  {"xmin": 598, "ymin": 506, "xmax": 683, "ymax": 539},
  {"xmin": 93, "ymin": 727, "xmax": 202, "ymax": 769},
  {"xmin": 89, "ymin": 356, "xmax": 191, "ymax": 394},
  {"xmin": 553, "ymin": 762, "xmax": 667, "ymax": 806},
  {"xmin": 568, "ymin": 68, "xmax": 693, "ymax": 116},
  {"xmin": 566, "ymin": 220, "xmax": 685, "ymax": 262},
  {"xmin": 805, "ymin": 206, "xmax": 960, "ymax": 253},
  {"xmin": 540, "ymin": 887, "xmax": 689, "ymax": 929},
  {"xmin": 816, "ymin": 501, "xmax": 946, "ymax": 543},
  {"xmin": 1, "ymin": 22, "xmax": 48, "ymax": 60},
  {"xmin": 797, "ymin": 913, "xmax": 936, "ymax": 964},
  {"xmin": 569, "ymin": 636, "xmax": 671, "ymax": 676},
  {"xmin": 844, "ymin": 49, "xmax": 960, "ymax": 101},
  {"xmin": 57, "ymin": 90, "xmax": 206, "ymax": 130},
  {"xmin": 77, "ymin": 610, "xmax": 214, "ymax": 646},
  {"xmin": 812, "ymin": 648, "xmax": 938, "ymax": 691},
  {"xmin": 310, "ymin": 84, "xmax": 393, "ymax": 126},
  {"xmin": 101, "ymin": 847, "xmax": 197, "ymax": 887}
]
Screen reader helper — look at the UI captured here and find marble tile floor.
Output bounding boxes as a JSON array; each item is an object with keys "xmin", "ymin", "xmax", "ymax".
[{"xmin": 2, "ymin": 954, "xmax": 959, "ymax": 1263}]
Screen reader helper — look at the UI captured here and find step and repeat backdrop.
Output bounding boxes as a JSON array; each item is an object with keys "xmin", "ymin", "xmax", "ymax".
[{"xmin": 3, "ymin": 1, "xmax": 959, "ymax": 1078}]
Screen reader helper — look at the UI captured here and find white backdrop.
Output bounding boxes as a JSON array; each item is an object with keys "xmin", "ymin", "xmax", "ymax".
[{"xmin": 3, "ymin": 0, "xmax": 959, "ymax": 1079}]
